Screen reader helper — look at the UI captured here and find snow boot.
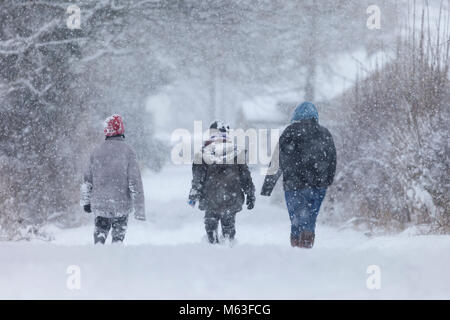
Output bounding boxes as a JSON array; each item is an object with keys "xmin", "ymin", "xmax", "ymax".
[
  {"xmin": 111, "ymin": 216, "xmax": 128, "ymax": 243},
  {"xmin": 220, "ymin": 231, "xmax": 237, "ymax": 247},
  {"xmin": 300, "ymin": 231, "xmax": 315, "ymax": 248},
  {"xmin": 290, "ymin": 234, "xmax": 299, "ymax": 247},
  {"xmin": 94, "ymin": 216, "xmax": 111, "ymax": 244},
  {"xmin": 206, "ymin": 231, "xmax": 219, "ymax": 244}
]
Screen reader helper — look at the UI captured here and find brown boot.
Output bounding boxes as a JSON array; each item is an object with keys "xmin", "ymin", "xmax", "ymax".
[
  {"xmin": 300, "ymin": 231, "xmax": 315, "ymax": 249},
  {"xmin": 290, "ymin": 234, "xmax": 299, "ymax": 247}
]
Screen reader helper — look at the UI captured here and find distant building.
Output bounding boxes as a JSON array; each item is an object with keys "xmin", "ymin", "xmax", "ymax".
[
  {"xmin": 237, "ymin": 96, "xmax": 296, "ymax": 130},
  {"xmin": 237, "ymin": 97, "xmax": 297, "ymax": 205}
]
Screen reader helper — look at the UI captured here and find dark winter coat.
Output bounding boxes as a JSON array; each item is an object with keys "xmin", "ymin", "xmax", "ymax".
[
  {"xmin": 80, "ymin": 135, "xmax": 145, "ymax": 219},
  {"xmin": 189, "ymin": 137, "xmax": 255, "ymax": 213},
  {"xmin": 261, "ymin": 119, "xmax": 337, "ymax": 196}
]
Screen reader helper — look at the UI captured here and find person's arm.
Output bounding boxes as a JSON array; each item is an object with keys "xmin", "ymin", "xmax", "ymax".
[
  {"xmin": 261, "ymin": 139, "xmax": 283, "ymax": 196},
  {"xmin": 261, "ymin": 168, "xmax": 281, "ymax": 197},
  {"xmin": 278, "ymin": 126, "xmax": 294, "ymax": 155},
  {"xmin": 189, "ymin": 160, "xmax": 207, "ymax": 203},
  {"xmin": 128, "ymin": 150, "xmax": 146, "ymax": 220},
  {"xmin": 238, "ymin": 161, "xmax": 255, "ymax": 209},
  {"xmin": 327, "ymin": 132, "xmax": 337, "ymax": 186},
  {"xmin": 80, "ymin": 154, "xmax": 93, "ymax": 212}
]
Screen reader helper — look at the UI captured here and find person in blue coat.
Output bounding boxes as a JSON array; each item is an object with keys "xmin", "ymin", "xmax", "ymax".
[{"xmin": 261, "ymin": 102, "xmax": 336, "ymax": 248}]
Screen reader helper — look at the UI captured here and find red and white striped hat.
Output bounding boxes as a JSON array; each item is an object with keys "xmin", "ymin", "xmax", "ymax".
[{"xmin": 104, "ymin": 114, "xmax": 125, "ymax": 137}]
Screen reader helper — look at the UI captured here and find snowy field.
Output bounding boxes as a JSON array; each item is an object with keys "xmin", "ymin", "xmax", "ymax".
[{"xmin": 1, "ymin": 165, "xmax": 449, "ymax": 299}]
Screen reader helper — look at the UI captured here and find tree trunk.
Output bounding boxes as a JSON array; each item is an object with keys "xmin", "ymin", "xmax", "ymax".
[
  {"xmin": 304, "ymin": 0, "xmax": 318, "ymax": 102},
  {"xmin": 209, "ymin": 65, "xmax": 216, "ymax": 119}
]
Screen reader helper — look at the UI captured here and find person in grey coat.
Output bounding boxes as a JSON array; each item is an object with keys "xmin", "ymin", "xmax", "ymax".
[
  {"xmin": 188, "ymin": 120, "xmax": 255, "ymax": 244},
  {"xmin": 80, "ymin": 114, "xmax": 145, "ymax": 244}
]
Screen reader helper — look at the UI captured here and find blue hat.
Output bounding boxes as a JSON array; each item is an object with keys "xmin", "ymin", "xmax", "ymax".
[{"xmin": 291, "ymin": 101, "xmax": 319, "ymax": 123}]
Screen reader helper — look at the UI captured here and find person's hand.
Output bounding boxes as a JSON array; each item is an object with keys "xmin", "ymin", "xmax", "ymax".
[
  {"xmin": 188, "ymin": 199, "xmax": 196, "ymax": 208},
  {"xmin": 246, "ymin": 195, "xmax": 255, "ymax": 210},
  {"xmin": 83, "ymin": 204, "xmax": 91, "ymax": 213}
]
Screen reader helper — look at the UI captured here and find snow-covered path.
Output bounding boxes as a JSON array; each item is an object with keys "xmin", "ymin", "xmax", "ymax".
[{"xmin": 1, "ymin": 165, "xmax": 449, "ymax": 299}]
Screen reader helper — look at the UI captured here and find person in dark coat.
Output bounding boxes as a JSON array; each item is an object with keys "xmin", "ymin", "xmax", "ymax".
[
  {"xmin": 188, "ymin": 120, "xmax": 255, "ymax": 244},
  {"xmin": 261, "ymin": 102, "xmax": 336, "ymax": 248}
]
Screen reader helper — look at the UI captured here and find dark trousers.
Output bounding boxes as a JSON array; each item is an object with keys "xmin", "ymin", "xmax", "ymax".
[
  {"xmin": 285, "ymin": 188, "xmax": 326, "ymax": 238},
  {"xmin": 94, "ymin": 216, "xmax": 128, "ymax": 244},
  {"xmin": 204, "ymin": 210, "xmax": 237, "ymax": 243}
]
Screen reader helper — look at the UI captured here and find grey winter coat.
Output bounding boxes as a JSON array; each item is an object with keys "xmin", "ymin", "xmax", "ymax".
[{"xmin": 80, "ymin": 136, "xmax": 145, "ymax": 219}]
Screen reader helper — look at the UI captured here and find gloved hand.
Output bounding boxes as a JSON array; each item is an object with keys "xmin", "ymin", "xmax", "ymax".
[
  {"xmin": 246, "ymin": 194, "xmax": 255, "ymax": 210},
  {"xmin": 188, "ymin": 199, "xmax": 196, "ymax": 208},
  {"xmin": 83, "ymin": 204, "xmax": 91, "ymax": 213}
]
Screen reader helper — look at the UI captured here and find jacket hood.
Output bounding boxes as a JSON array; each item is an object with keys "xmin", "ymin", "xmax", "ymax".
[
  {"xmin": 209, "ymin": 120, "xmax": 230, "ymax": 133},
  {"xmin": 200, "ymin": 135, "xmax": 244, "ymax": 164},
  {"xmin": 291, "ymin": 101, "xmax": 319, "ymax": 123}
]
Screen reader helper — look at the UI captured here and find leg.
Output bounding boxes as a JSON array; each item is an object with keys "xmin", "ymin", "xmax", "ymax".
[
  {"xmin": 204, "ymin": 211, "xmax": 219, "ymax": 244},
  {"xmin": 94, "ymin": 216, "xmax": 112, "ymax": 244},
  {"xmin": 303, "ymin": 188, "xmax": 326, "ymax": 233},
  {"xmin": 299, "ymin": 188, "xmax": 326, "ymax": 248},
  {"xmin": 111, "ymin": 216, "xmax": 128, "ymax": 243},
  {"xmin": 285, "ymin": 191, "xmax": 301, "ymax": 247},
  {"xmin": 221, "ymin": 210, "xmax": 236, "ymax": 240}
]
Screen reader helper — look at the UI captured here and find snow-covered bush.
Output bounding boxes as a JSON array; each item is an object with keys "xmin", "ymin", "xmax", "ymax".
[
  {"xmin": 325, "ymin": 9, "xmax": 449, "ymax": 233},
  {"xmin": 0, "ymin": 1, "xmax": 167, "ymax": 238}
]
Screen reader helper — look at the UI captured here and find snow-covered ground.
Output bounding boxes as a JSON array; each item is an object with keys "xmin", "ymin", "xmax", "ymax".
[{"xmin": 1, "ymin": 165, "xmax": 449, "ymax": 299}]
